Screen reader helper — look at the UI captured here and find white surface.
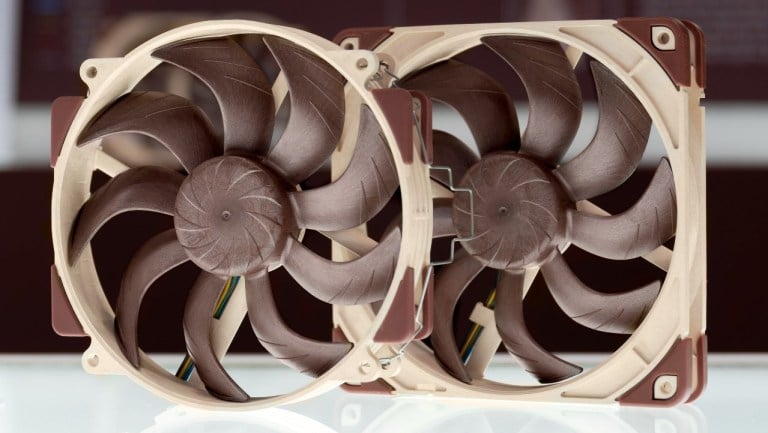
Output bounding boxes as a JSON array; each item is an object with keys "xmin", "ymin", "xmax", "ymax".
[
  {"xmin": 11, "ymin": 101, "xmax": 768, "ymax": 167},
  {"xmin": 0, "ymin": 0, "xmax": 18, "ymax": 165},
  {"xmin": 0, "ymin": 354, "xmax": 766, "ymax": 433}
]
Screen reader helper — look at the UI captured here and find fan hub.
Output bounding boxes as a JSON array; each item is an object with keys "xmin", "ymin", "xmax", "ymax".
[
  {"xmin": 453, "ymin": 153, "xmax": 571, "ymax": 269},
  {"xmin": 174, "ymin": 156, "xmax": 290, "ymax": 276}
]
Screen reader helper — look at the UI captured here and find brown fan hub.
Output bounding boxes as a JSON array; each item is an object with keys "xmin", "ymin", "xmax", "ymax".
[
  {"xmin": 453, "ymin": 153, "xmax": 571, "ymax": 269},
  {"xmin": 174, "ymin": 156, "xmax": 290, "ymax": 276}
]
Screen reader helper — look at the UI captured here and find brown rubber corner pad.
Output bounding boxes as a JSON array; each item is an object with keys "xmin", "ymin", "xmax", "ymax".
[
  {"xmin": 50, "ymin": 96, "xmax": 84, "ymax": 167},
  {"xmin": 618, "ymin": 338, "xmax": 693, "ymax": 407},
  {"xmin": 341, "ymin": 378, "xmax": 395, "ymax": 395},
  {"xmin": 410, "ymin": 91, "xmax": 434, "ymax": 164},
  {"xmin": 374, "ymin": 267, "xmax": 415, "ymax": 343},
  {"xmin": 333, "ymin": 27, "xmax": 393, "ymax": 50},
  {"xmin": 51, "ymin": 265, "xmax": 87, "ymax": 337},
  {"xmin": 687, "ymin": 334, "xmax": 708, "ymax": 403},
  {"xmin": 372, "ymin": 88, "xmax": 416, "ymax": 164},
  {"xmin": 680, "ymin": 19, "xmax": 706, "ymax": 88},
  {"xmin": 414, "ymin": 266, "xmax": 434, "ymax": 339},
  {"xmin": 615, "ymin": 17, "xmax": 705, "ymax": 89}
]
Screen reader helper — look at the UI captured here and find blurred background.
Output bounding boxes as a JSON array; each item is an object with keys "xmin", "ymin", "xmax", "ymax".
[{"xmin": 1, "ymin": 0, "xmax": 767, "ymax": 355}]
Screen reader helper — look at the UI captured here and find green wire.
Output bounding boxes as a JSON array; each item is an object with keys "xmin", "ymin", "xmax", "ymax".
[
  {"xmin": 176, "ymin": 276, "xmax": 241, "ymax": 381},
  {"xmin": 459, "ymin": 272, "xmax": 499, "ymax": 364}
]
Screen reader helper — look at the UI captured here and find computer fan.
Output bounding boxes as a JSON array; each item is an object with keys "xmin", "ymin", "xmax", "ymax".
[
  {"xmin": 87, "ymin": 12, "xmax": 292, "ymax": 169},
  {"xmin": 335, "ymin": 18, "xmax": 706, "ymax": 406},
  {"xmin": 50, "ymin": 20, "xmax": 433, "ymax": 408}
]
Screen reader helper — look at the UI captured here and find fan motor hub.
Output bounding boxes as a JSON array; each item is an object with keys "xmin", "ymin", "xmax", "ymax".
[
  {"xmin": 453, "ymin": 153, "xmax": 571, "ymax": 269},
  {"xmin": 174, "ymin": 156, "xmax": 290, "ymax": 276}
]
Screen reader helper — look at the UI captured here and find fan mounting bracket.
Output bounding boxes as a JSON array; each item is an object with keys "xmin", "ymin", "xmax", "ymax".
[
  {"xmin": 79, "ymin": 58, "xmax": 125, "ymax": 92},
  {"xmin": 82, "ymin": 339, "xmax": 124, "ymax": 376},
  {"xmin": 324, "ymin": 49, "xmax": 381, "ymax": 86}
]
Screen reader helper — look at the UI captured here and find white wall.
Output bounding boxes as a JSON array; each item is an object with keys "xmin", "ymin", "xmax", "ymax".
[{"xmin": 0, "ymin": 0, "xmax": 19, "ymax": 166}]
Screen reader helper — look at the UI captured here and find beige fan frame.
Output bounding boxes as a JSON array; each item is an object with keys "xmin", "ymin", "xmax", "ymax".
[
  {"xmin": 51, "ymin": 20, "xmax": 433, "ymax": 410},
  {"xmin": 335, "ymin": 19, "xmax": 706, "ymax": 405}
]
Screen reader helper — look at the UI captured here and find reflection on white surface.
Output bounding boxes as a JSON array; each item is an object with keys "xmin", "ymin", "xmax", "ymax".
[{"xmin": 0, "ymin": 354, "xmax": 766, "ymax": 433}]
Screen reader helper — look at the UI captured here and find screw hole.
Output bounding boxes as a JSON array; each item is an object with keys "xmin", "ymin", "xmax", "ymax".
[
  {"xmin": 85, "ymin": 66, "xmax": 98, "ymax": 79},
  {"xmin": 343, "ymin": 42, "xmax": 354, "ymax": 50},
  {"xmin": 86, "ymin": 354, "xmax": 99, "ymax": 367},
  {"xmin": 661, "ymin": 381, "xmax": 673, "ymax": 393},
  {"xmin": 657, "ymin": 32, "xmax": 670, "ymax": 45},
  {"xmin": 356, "ymin": 58, "xmax": 369, "ymax": 70}
]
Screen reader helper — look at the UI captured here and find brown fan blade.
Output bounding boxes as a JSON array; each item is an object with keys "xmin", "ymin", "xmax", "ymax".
[
  {"xmin": 182, "ymin": 271, "xmax": 249, "ymax": 402},
  {"xmin": 569, "ymin": 158, "xmax": 676, "ymax": 260},
  {"xmin": 153, "ymin": 38, "xmax": 274, "ymax": 156},
  {"xmin": 400, "ymin": 59, "xmax": 519, "ymax": 155},
  {"xmin": 433, "ymin": 198, "xmax": 456, "ymax": 238},
  {"xmin": 555, "ymin": 62, "xmax": 652, "ymax": 201},
  {"xmin": 289, "ymin": 105, "xmax": 397, "ymax": 231},
  {"xmin": 430, "ymin": 131, "xmax": 479, "ymax": 187},
  {"xmin": 431, "ymin": 249, "xmax": 485, "ymax": 383},
  {"xmin": 541, "ymin": 251, "xmax": 660, "ymax": 334},
  {"xmin": 264, "ymin": 36, "xmax": 345, "ymax": 184},
  {"xmin": 245, "ymin": 270, "xmax": 351, "ymax": 376},
  {"xmin": 78, "ymin": 91, "xmax": 216, "ymax": 172},
  {"xmin": 495, "ymin": 269, "xmax": 583, "ymax": 383},
  {"xmin": 282, "ymin": 228, "xmax": 400, "ymax": 305},
  {"xmin": 115, "ymin": 229, "xmax": 189, "ymax": 367},
  {"xmin": 69, "ymin": 166, "xmax": 184, "ymax": 264},
  {"xmin": 482, "ymin": 36, "xmax": 582, "ymax": 165}
]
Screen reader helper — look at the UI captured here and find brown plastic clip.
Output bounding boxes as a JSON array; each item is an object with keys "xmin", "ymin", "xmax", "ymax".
[{"xmin": 616, "ymin": 17, "xmax": 706, "ymax": 89}]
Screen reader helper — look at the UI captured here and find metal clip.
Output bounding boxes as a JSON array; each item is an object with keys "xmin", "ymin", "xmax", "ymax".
[
  {"xmin": 378, "ymin": 265, "xmax": 434, "ymax": 368},
  {"xmin": 410, "ymin": 96, "xmax": 476, "ymax": 266},
  {"xmin": 377, "ymin": 94, "xmax": 476, "ymax": 368},
  {"xmin": 428, "ymin": 166, "xmax": 475, "ymax": 266},
  {"xmin": 367, "ymin": 61, "xmax": 401, "ymax": 89}
]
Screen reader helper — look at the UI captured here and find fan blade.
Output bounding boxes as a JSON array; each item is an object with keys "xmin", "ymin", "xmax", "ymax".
[
  {"xmin": 430, "ymin": 131, "xmax": 479, "ymax": 187},
  {"xmin": 433, "ymin": 198, "xmax": 456, "ymax": 238},
  {"xmin": 282, "ymin": 228, "xmax": 400, "ymax": 305},
  {"xmin": 400, "ymin": 59, "xmax": 519, "ymax": 155},
  {"xmin": 541, "ymin": 251, "xmax": 660, "ymax": 333},
  {"xmin": 245, "ymin": 270, "xmax": 351, "ymax": 376},
  {"xmin": 431, "ymin": 250, "xmax": 485, "ymax": 383},
  {"xmin": 569, "ymin": 158, "xmax": 676, "ymax": 260},
  {"xmin": 183, "ymin": 271, "xmax": 249, "ymax": 402},
  {"xmin": 153, "ymin": 38, "xmax": 274, "ymax": 156},
  {"xmin": 78, "ymin": 91, "xmax": 216, "ymax": 172},
  {"xmin": 115, "ymin": 229, "xmax": 189, "ymax": 367},
  {"xmin": 69, "ymin": 166, "xmax": 184, "ymax": 264},
  {"xmin": 264, "ymin": 36, "xmax": 345, "ymax": 184},
  {"xmin": 482, "ymin": 36, "xmax": 582, "ymax": 165},
  {"xmin": 495, "ymin": 270, "xmax": 583, "ymax": 383},
  {"xmin": 289, "ymin": 105, "xmax": 397, "ymax": 231},
  {"xmin": 555, "ymin": 62, "xmax": 652, "ymax": 201}
]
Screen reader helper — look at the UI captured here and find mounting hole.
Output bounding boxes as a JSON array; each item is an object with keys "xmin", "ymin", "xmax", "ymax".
[
  {"xmin": 343, "ymin": 42, "xmax": 354, "ymax": 50},
  {"xmin": 86, "ymin": 353, "xmax": 99, "ymax": 367},
  {"xmin": 85, "ymin": 66, "xmax": 98, "ymax": 79},
  {"xmin": 653, "ymin": 374, "xmax": 678, "ymax": 400},
  {"xmin": 651, "ymin": 26, "xmax": 675, "ymax": 51},
  {"xmin": 356, "ymin": 58, "xmax": 369, "ymax": 70}
]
